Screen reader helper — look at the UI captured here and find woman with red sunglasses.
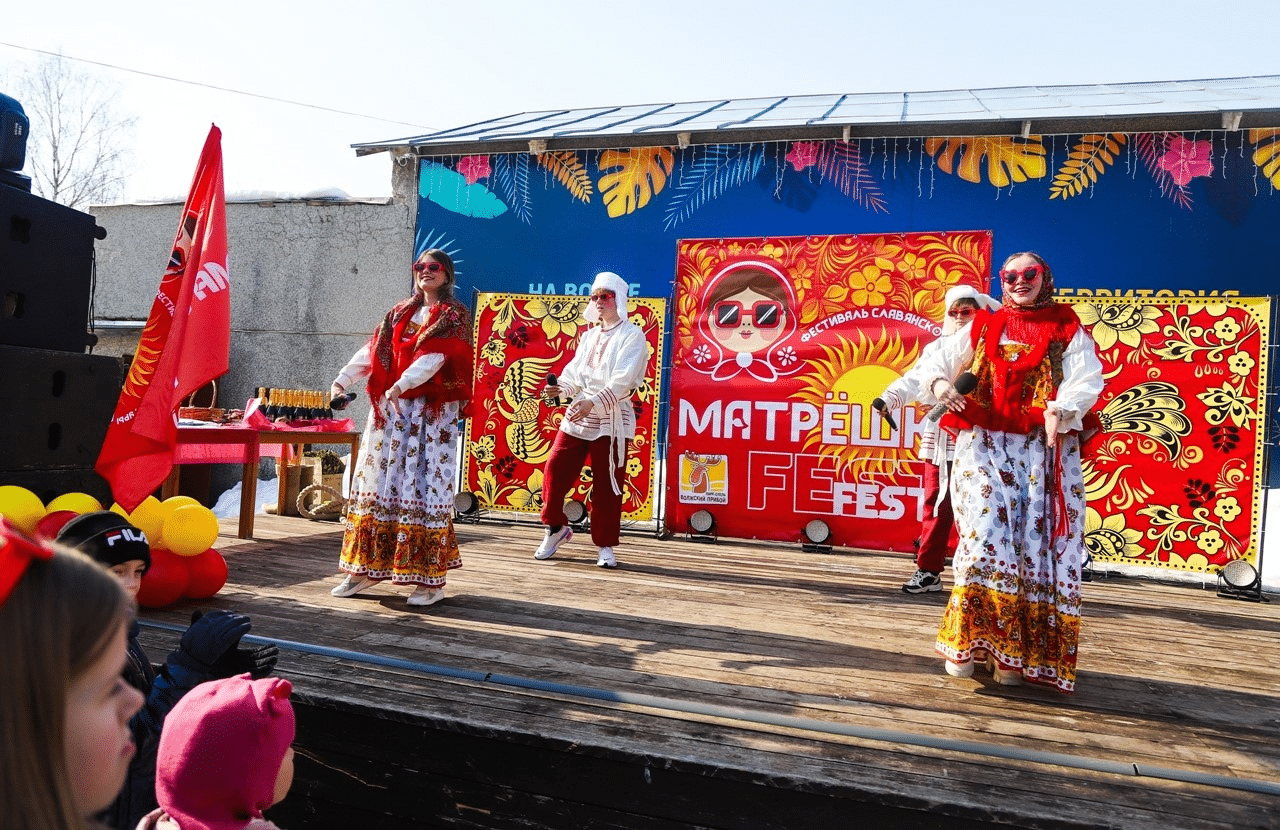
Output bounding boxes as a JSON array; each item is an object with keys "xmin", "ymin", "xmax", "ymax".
[
  {"xmin": 328, "ymin": 248, "xmax": 473, "ymax": 607},
  {"xmin": 920, "ymin": 252, "xmax": 1103, "ymax": 692}
]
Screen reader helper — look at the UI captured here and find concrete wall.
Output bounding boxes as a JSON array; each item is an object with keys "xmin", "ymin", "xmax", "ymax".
[{"xmin": 89, "ymin": 156, "xmax": 417, "ymax": 493}]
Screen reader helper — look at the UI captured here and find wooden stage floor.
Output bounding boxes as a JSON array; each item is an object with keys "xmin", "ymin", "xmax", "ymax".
[{"xmin": 136, "ymin": 513, "xmax": 1279, "ymax": 829}]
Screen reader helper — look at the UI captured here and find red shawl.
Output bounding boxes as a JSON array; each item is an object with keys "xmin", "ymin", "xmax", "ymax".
[{"xmin": 365, "ymin": 295, "xmax": 473, "ymax": 428}]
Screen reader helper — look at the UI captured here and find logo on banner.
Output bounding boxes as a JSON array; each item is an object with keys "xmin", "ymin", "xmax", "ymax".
[{"xmin": 678, "ymin": 452, "xmax": 728, "ymax": 504}]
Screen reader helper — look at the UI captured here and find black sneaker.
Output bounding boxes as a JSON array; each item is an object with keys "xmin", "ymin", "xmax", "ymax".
[{"xmin": 902, "ymin": 569, "xmax": 942, "ymax": 594}]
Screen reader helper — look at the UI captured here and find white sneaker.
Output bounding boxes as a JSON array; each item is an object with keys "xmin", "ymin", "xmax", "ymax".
[
  {"xmin": 331, "ymin": 574, "xmax": 378, "ymax": 597},
  {"xmin": 406, "ymin": 585, "xmax": 445, "ymax": 606},
  {"xmin": 534, "ymin": 525, "xmax": 573, "ymax": 559},
  {"xmin": 596, "ymin": 547, "xmax": 617, "ymax": 569},
  {"xmin": 944, "ymin": 659, "xmax": 975, "ymax": 678}
]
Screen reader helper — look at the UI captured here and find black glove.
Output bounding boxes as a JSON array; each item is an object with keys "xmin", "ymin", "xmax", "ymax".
[
  {"xmin": 210, "ymin": 642, "xmax": 280, "ymax": 679},
  {"xmin": 172, "ymin": 609, "xmax": 252, "ymax": 673}
]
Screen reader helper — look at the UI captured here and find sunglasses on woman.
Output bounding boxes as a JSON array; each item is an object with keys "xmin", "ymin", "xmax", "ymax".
[
  {"xmin": 713, "ymin": 300, "xmax": 782, "ymax": 329},
  {"xmin": 589, "ymin": 290, "xmax": 616, "ymax": 301},
  {"xmin": 413, "ymin": 261, "xmax": 443, "ymax": 274},
  {"xmin": 947, "ymin": 307, "xmax": 977, "ymax": 319},
  {"xmin": 1000, "ymin": 265, "xmax": 1043, "ymax": 285}
]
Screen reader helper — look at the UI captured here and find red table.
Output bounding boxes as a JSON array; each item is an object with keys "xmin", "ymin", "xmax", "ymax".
[{"xmin": 163, "ymin": 425, "xmax": 360, "ymax": 539}]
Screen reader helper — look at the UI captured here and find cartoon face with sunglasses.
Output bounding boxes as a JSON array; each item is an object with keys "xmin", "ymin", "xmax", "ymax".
[{"xmin": 693, "ymin": 260, "xmax": 800, "ymax": 382}]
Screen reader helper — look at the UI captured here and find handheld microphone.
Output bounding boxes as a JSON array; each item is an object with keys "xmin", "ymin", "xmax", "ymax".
[
  {"xmin": 871, "ymin": 397, "xmax": 897, "ymax": 431},
  {"xmin": 544, "ymin": 373, "xmax": 561, "ymax": 405},
  {"xmin": 927, "ymin": 372, "xmax": 977, "ymax": 423},
  {"xmin": 329, "ymin": 391, "xmax": 358, "ymax": 410}
]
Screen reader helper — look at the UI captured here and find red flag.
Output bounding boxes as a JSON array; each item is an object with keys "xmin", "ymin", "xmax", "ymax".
[{"xmin": 96, "ymin": 125, "xmax": 229, "ymax": 511}]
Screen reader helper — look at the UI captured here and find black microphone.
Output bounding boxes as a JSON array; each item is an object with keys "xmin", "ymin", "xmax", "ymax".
[
  {"xmin": 928, "ymin": 372, "xmax": 978, "ymax": 423},
  {"xmin": 871, "ymin": 397, "xmax": 897, "ymax": 431},
  {"xmin": 544, "ymin": 373, "xmax": 561, "ymax": 405},
  {"xmin": 329, "ymin": 391, "xmax": 358, "ymax": 410}
]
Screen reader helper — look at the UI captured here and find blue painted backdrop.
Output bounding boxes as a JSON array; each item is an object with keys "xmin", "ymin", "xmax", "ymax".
[{"xmin": 415, "ymin": 130, "xmax": 1280, "ymax": 479}]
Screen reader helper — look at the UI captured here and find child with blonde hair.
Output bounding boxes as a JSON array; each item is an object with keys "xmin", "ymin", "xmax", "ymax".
[{"xmin": 0, "ymin": 518, "xmax": 145, "ymax": 830}]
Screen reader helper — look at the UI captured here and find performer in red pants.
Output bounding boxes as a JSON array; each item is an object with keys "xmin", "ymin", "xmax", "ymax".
[
  {"xmin": 878, "ymin": 285, "xmax": 997, "ymax": 594},
  {"xmin": 535, "ymin": 272, "xmax": 648, "ymax": 568}
]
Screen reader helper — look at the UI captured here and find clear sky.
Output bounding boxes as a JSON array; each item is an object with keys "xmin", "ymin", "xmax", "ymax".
[{"xmin": 2, "ymin": 0, "xmax": 1274, "ymax": 203}]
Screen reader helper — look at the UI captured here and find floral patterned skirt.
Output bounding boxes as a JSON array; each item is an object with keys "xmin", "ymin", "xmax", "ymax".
[
  {"xmin": 936, "ymin": 427, "xmax": 1086, "ymax": 692},
  {"xmin": 338, "ymin": 398, "xmax": 462, "ymax": 586}
]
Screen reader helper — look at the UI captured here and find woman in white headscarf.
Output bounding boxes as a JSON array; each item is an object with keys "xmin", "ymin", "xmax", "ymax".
[
  {"xmin": 534, "ymin": 272, "xmax": 648, "ymax": 569},
  {"xmin": 878, "ymin": 285, "xmax": 998, "ymax": 595}
]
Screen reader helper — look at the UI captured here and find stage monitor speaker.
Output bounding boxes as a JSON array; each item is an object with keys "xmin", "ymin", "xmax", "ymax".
[
  {"xmin": 0, "ymin": 186, "xmax": 100, "ymax": 352},
  {"xmin": 0, "ymin": 467, "xmax": 112, "ymax": 506},
  {"xmin": 0, "ymin": 344, "xmax": 121, "ymax": 470}
]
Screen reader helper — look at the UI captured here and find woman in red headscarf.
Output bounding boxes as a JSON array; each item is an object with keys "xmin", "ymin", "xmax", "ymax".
[
  {"xmin": 920, "ymin": 252, "xmax": 1103, "ymax": 692},
  {"xmin": 328, "ymin": 248, "xmax": 473, "ymax": 607}
]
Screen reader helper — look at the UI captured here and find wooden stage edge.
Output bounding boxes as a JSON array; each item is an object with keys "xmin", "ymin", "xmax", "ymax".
[{"xmin": 135, "ymin": 513, "xmax": 1280, "ymax": 830}]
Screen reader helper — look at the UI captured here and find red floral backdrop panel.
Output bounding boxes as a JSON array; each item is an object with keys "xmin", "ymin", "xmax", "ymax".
[
  {"xmin": 464, "ymin": 293, "xmax": 665, "ymax": 521},
  {"xmin": 1075, "ymin": 297, "xmax": 1270, "ymax": 573},
  {"xmin": 665, "ymin": 232, "xmax": 992, "ymax": 548}
]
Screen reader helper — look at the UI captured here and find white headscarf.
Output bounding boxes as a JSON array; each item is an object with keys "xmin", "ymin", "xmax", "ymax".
[
  {"xmin": 583, "ymin": 272, "xmax": 629, "ymax": 324},
  {"xmin": 942, "ymin": 285, "xmax": 999, "ymax": 335}
]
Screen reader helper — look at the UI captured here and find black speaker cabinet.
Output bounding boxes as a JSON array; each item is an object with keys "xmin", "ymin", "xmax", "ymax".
[
  {"xmin": 0, "ymin": 186, "xmax": 100, "ymax": 352},
  {"xmin": 0, "ymin": 467, "xmax": 112, "ymax": 506},
  {"xmin": 0, "ymin": 344, "xmax": 121, "ymax": 470}
]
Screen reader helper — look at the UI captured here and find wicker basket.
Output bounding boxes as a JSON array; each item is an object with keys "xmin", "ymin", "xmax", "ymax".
[{"xmin": 178, "ymin": 380, "xmax": 224, "ymax": 421}]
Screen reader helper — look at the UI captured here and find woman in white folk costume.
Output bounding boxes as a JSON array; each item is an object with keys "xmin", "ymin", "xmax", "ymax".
[
  {"xmin": 535, "ymin": 272, "xmax": 648, "ymax": 568},
  {"xmin": 329, "ymin": 248, "xmax": 473, "ymax": 606},
  {"xmin": 878, "ymin": 285, "xmax": 999, "ymax": 594},
  {"xmin": 921, "ymin": 252, "xmax": 1103, "ymax": 691}
]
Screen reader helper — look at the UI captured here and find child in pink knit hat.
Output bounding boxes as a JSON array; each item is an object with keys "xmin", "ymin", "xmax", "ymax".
[{"xmin": 137, "ymin": 674, "xmax": 295, "ymax": 830}]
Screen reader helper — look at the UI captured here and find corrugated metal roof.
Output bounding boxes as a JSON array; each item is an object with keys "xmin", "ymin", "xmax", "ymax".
[{"xmin": 354, "ymin": 76, "xmax": 1280, "ymax": 157}]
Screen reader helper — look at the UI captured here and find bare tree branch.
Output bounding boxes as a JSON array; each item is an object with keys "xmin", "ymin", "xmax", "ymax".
[{"xmin": 12, "ymin": 53, "xmax": 136, "ymax": 208}]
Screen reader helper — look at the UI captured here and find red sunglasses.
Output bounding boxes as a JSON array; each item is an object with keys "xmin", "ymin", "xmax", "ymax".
[
  {"xmin": 413, "ymin": 261, "xmax": 443, "ymax": 274},
  {"xmin": 947, "ymin": 307, "xmax": 977, "ymax": 319},
  {"xmin": 1000, "ymin": 265, "xmax": 1043, "ymax": 285}
]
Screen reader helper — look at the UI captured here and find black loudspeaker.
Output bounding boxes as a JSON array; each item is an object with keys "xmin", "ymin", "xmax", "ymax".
[
  {"xmin": 0, "ymin": 467, "xmax": 113, "ymax": 506},
  {"xmin": 0, "ymin": 186, "xmax": 100, "ymax": 352},
  {"xmin": 0, "ymin": 345, "xmax": 121, "ymax": 470}
]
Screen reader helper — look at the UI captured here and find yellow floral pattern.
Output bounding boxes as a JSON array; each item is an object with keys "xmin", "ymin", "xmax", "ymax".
[
  {"xmin": 463, "ymin": 293, "xmax": 666, "ymax": 520},
  {"xmin": 1075, "ymin": 297, "xmax": 1267, "ymax": 574}
]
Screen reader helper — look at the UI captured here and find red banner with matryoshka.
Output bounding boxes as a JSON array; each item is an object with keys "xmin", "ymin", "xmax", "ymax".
[
  {"xmin": 463, "ymin": 293, "xmax": 665, "ymax": 521},
  {"xmin": 1072, "ymin": 296, "xmax": 1269, "ymax": 574},
  {"xmin": 664, "ymin": 232, "xmax": 992, "ymax": 549}
]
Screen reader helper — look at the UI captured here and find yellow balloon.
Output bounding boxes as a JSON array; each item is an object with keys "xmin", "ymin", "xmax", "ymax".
[
  {"xmin": 46, "ymin": 492, "xmax": 103, "ymax": 515},
  {"xmin": 159, "ymin": 496, "xmax": 202, "ymax": 529},
  {"xmin": 110, "ymin": 502, "xmax": 130, "ymax": 517},
  {"xmin": 164, "ymin": 505, "xmax": 220, "ymax": 556},
  {"xmin": 128, "ymin": 496, "xmax": 166, "ymax": 547},
  {"xmin": 0, "ymin": 485, "xmax": 46, "ymax": 533}
]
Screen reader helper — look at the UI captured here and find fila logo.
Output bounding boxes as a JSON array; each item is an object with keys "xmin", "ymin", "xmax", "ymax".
[{"xmin": 104, "ymin": 528, "xmax": 148, "ymax": 546}]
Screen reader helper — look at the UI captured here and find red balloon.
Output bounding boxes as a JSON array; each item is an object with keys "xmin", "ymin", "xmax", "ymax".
[
  {"xmin": 184, "ymin": 549, "xmax": 228, "ymax": 599},
  {"xmin": 136, "ymin": 549, "xmax": 190, "ymax": 608},
  {"xmin": 35, "ymin": 510, "xmax": 79, "ymax": 540}
]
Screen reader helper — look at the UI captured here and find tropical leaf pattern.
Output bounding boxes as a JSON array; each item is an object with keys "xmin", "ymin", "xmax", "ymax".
[
  {"xmin": 924, "ymin": 136, "xmax": 1047, "ymax": 187},
  {"xmin": 664, "ymin": 144, "xmax": 766, "ymax": 229},
  {"xmin": 537, "ymin": 150, "xmax": 593, "ymax": 202},
  {"xmin": 1050, "ymin": 134, "xmax": 1127, "ymax": 199},
  {"xmin": 419, "ymin": 161, "xmax": 507, "ymax": 219},
  {"xmin": 815, "ymin": 141, "xmax": 888, "ymax": 213},
  {"xmin": 491, "ymin": 154, "xmax": 533, "ymax": 224},
  {"xmin": 598, "ymin": 147, "xmax": 675, "ymax": 218},
  {"xmin": 1133, "ymin": 133, "xmax": 1193, "ymax": 209},
  {"xmin": 1249, "ymin": 128, "xmax": 1280, "ymax": 190}
]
